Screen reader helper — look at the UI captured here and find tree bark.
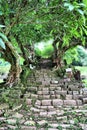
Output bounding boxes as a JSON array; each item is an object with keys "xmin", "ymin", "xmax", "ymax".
[{"xmin": 3, "ymin": 41, "xmax": 22, "ymax": 87}]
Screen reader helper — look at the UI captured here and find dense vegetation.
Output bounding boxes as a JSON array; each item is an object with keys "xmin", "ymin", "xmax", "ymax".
[{"xmin": 0, "ymin": 0, "xmax": 87, "ymax": 86}]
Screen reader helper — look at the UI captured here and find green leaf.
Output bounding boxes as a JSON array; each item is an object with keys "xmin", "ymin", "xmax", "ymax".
[
  {"xmin": 0, "ymin": 11, "xmax": 3, "ymax": 16},
  {"xmin": 0, "ymin": 38, "xmax": 6, "ymax": 49},
  {"xmin": 77, "ymin": 9, "xmax": 84, "ymax": 15},
  {"xmin": 0, "ymin": 25, "xmax": 5, "ymax": 28},
  {"xmin": 0, "ymin": 32, "xmax": 8, "ymax": 41},
  {"xmin": 83, "ymin": 0, "xmax": 87, "ymax": 7},
  {"xmin": 82, "ymin": 27, "xmax": 87, "ymax": 35},
  {"xmin": 64, "ymin": 3, "xmax": 74, "ymax": 11}
]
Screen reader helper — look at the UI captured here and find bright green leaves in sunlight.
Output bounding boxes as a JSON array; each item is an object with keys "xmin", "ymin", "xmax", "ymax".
[
  {"xmin": 0, "ymin": 32, "xmax": 8, "ymax": 42},
  {"xmin": 0, "ymin": 31, "xmax": 8, "ymax": 50},
  {"xmin": 0, "ymin": 38, "xmax": 6, "ymax": 49},
  {"xmin": 64, "ymin": 3, "xmax": 74, "ymax": 11},
  {"xmin": 64, "ymin": 1, "xmax": 85, "ymax": 16}
]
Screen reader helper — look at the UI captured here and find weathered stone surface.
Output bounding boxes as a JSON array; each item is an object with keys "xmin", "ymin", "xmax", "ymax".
[
  {"xmin": 49, "ymin": 87, "xmax": 55, "ymax": 91},
  {"xmin": 66, "ymin": 95, "xmax": 72, "ymax": 100},
  {"xmin": 79, "ymin": 123, "xmax": 87, "ymax": 130},
  {"xmin": 48, "ymin": 128, "xmax": 58, "ymax": 130},
  {"xmin": 40, "ymin": 112, "xmax": 47, "ymax": 117},
  {"xmin": 7, "ymin": 125, "xmax": 17, "ymax": 130},
  {"xmin": 0, "ymin": 110, "xmax": 4, "ymax": 116},
  {"xmin": 73, "ymin": 91, "xmax": 79, "ymax": 95},
  {"xmin": 26, "ymin": 99, "xmax": 32, "ymax": 105},
  {"xmin": 6, "ymin": 119, "xmax": 17, "ymax": 125},
  {"xmin": 82, "ymin": 98, "xmax": 87, "ymax": 104},
  {"xmin": 50, "ymin": 95, "xmax": 55, "ymax": 98},
  {"xmin": 56, "ymin": 110, "xmax": 64, "ymax": 116},
  {"xmin": 67, "ymin": 91, "xmax": 72, "ymax": 94},
  {"xmin": 47, "ymin": 106, "xmax": 54, "ymax": 110},
  {"xmin": 0, "ymin": 117, "xmax": 6, "ymax": 121},
  {"xmin": 40, "ymin": 106, "xmax": 48, "ymax": 109},
  {"xmin": 42, "ymin": 100, "xmax": 51, "ymax": 106},
  {"xmin": 0, "ymin": 103, "xmax": 9, "ymax": 110},
  {"xmin": 42, "ymin": 88, "xmax": 49, "ymax": 91},
  {"xmin": 37, "ymin": 120, "xmax": 47, "ymax": 126},
  {"xmin": 12, "ymin": 112, "xmax": 23, "ymax": 119},
  {"xmin": 55, "ymin": 90, "xmax": 67, "ymax": 95},
  {"xmin": 47, "ymin": 111, "xmax": 56, "ymax": 116},
  {"xmin": 29, "ymin": 87, "xmax": 37, "ymax": 92},
  {"xmin": 64, "ymin": 100, "xmax": 76, "ymax": 106},
  {"xmin": 50, "ymin": 91, "xmax": 55, "ymax": 95},
  {"xmin": 56, "ymin": 87, "xmax": 61, "ymax": 90},
  {"xmin": 73, "ymin": 95, "xmax": 79, "ymax": 100},
  {"xmin": 52, "ymin": 99, "xmax": 63, "ymax": 106},
  {"xmin": 21, "ymin": 126, "xmax": 36, "ymax": 130},
  {"xmin": 31, "ymin": 94, "xmax": 38, "ymax": 99},
  {"xmin": 30, "ymin": 107, "xmax": 40, "ymax": 113},
  {"xmin": 43, "ymin": 95, "xmax": 50, "ymax": 99},
  {"xmin": 37, "ymin": 91, "xmax": 43, "ymax": 95},
  {"xmin": 76, "ymin": 100, "xmax": 82, "ymax": 105},
  {"xmin": 0, "ymin": 127, "xmax": 8, "ymax": 130},
  {"xmin": 55, "ymin": 95, "xmax": 60, "ymax": 99},
  {"xmin": 42, "ymin": 91, "xmax": 49, "ymax": 95},
  {"xmin": 24, "ymin": 120, "xmax": 35, "ymax": 126},
  {"xmin": 35, "ymin": 100, "xmax": 41, "ymax": 106},
  {"xmin": 57, "ymin": 116, "xmax": 67, "ymax": 122}
]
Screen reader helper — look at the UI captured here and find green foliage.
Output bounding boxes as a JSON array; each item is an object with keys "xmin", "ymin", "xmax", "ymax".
[
  {"xmin": 0, "ymin": 0, "xmax": 87, "ymax": 72},
  {"xmin": 63, "ymin": 47, "xmax": 78, "ymax": 65},
  {"xmin": 35, "ymin": 39, "xmax": 54, "ymax": 58},
  {"xmin": 76, "ymin": 46, "xmax": 87, "ymax": 66},
  {"xmin": 0, "ymin": 38, "xmax": 6, "ymax": 49}
]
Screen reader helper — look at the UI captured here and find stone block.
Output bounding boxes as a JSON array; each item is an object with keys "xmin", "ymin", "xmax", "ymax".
[
  {"xmin": 52, "ymin": 99, "xmax": 63, "ymax": 106},
  {"xmin": 64, "ymin": 100, "xmax": 76, "ymax": 106},
  {"xmin": 55, "ymin": 94, "xmax": 60, "ymax": 99},
  {"xmin": 56, "ymin": 87, "xmax": 61, "ymax": 90},
  {"xmin": 57, "ymin": 116, "xmax": 67, "ymax": 122},
  {"xmin": 66, "ymin": 95, "xmax": 72, "ymax": 100},
  {"xmin": 55, "ymin": 90, "xmax": 67, "ymax": 95},
  {"xmin": 83, "ymin": 91, "xmax": 87, "ymax": 95},
  {"xmin": 40, "ymin": 106, "xmax": 48, "ymax": 110},
  {"xmin": 30, "ymin": 107, "xmax": 40, "ymax": 113},
  {"xmin": 47, "ymin": 111, "xmax": 56, "ymax": 116},
  {"xmin": 82, "ymin": 98, "xmax": 87, "ymax": 104},
  {"xmin": 73, "ymin": 95, "xmax": 79, "ymax": 100},
  {"xmin": 40, "ymin": 112, "xmax": 47, "ymax": 117},
  {"xmin": 50, "ymin": 91, "xmax": 55, "ymax": 95},
  {"xmin": 29, "ymin": 87, "xmax": 37, "ymax": 92},
  {"xmin": 73, "ymin": 91, "xmax": 79, "ymax": 95},
  {"xmin": 42, "ymin": 100, "xmax": 51, "ymax": 106},
  {"xmin": 56, "ymin": 110, "xmax": 64, "ymax": 116},
  {"xmin": 42, "ymin": 88, "xmax": 49, "ymax": 91},
  {"xmin": 21, "ymin": 126, "xmax": 36, "ymax": 130},
  {"xmin": 42, "ymin": 91, "xmax": 49, "ymax": 95},
  {"xmin": 35, "ymin": 100, "xmax": 41, "ymax": 106},
  {"xmin": 76, "ymin": 100, "xmax": 82, "ymax": 105},
  {"xmin": 50, "ymin": 95, "xmax": 55, "ymax": 98},
  {"xmin": 47, "ymin": 106, "xmax": 55, "ymax": 111},
  {"xmin": 67, "ymin": 91, "xmax": 72, "ymax": 94},
  {"xmin": 49, "ymin": 87, "xmax": 55, "ymax": 91},
  {"xmin": 37, "ymin": 120, "xmax": 47, "ymax": 126},
  {"xmin": 31, "ymin": 94, "xmax": 38, "ymax": 99},
  {"xmin": 43, "ymin": 95, "xmax": 50, "ymax": 99},
  {"xmin": 26, "ymin": 99, "xmax": 32, "ymax": 105},
  {"xmin": 37, "ymin": 91, "xmax": 43, "ymax": 95}
]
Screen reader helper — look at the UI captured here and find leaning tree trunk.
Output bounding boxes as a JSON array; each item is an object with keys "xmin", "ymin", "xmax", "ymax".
[{"xmin": 3, "ymin": 41, "xmax": 22, "ymax": 87}]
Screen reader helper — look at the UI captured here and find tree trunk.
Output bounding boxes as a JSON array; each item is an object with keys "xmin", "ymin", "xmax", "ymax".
[{"xmin": 3, "ymin": 41, "xmax": 22, "ymax": 87}]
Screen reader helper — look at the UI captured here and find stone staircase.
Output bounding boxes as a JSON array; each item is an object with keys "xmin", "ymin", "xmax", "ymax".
[
  {"xmin": 0, "ymin": 68, "xmax": 87, "ymax": 130},
  {"xmin": 23, "ymin": 69, "xmax": 87, "ymax": 130}
]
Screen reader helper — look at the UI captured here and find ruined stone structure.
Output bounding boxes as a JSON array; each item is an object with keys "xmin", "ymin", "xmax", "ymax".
[{"xmin": 0, "ymin": 69, "xmax": 87, "ymax": 130}]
